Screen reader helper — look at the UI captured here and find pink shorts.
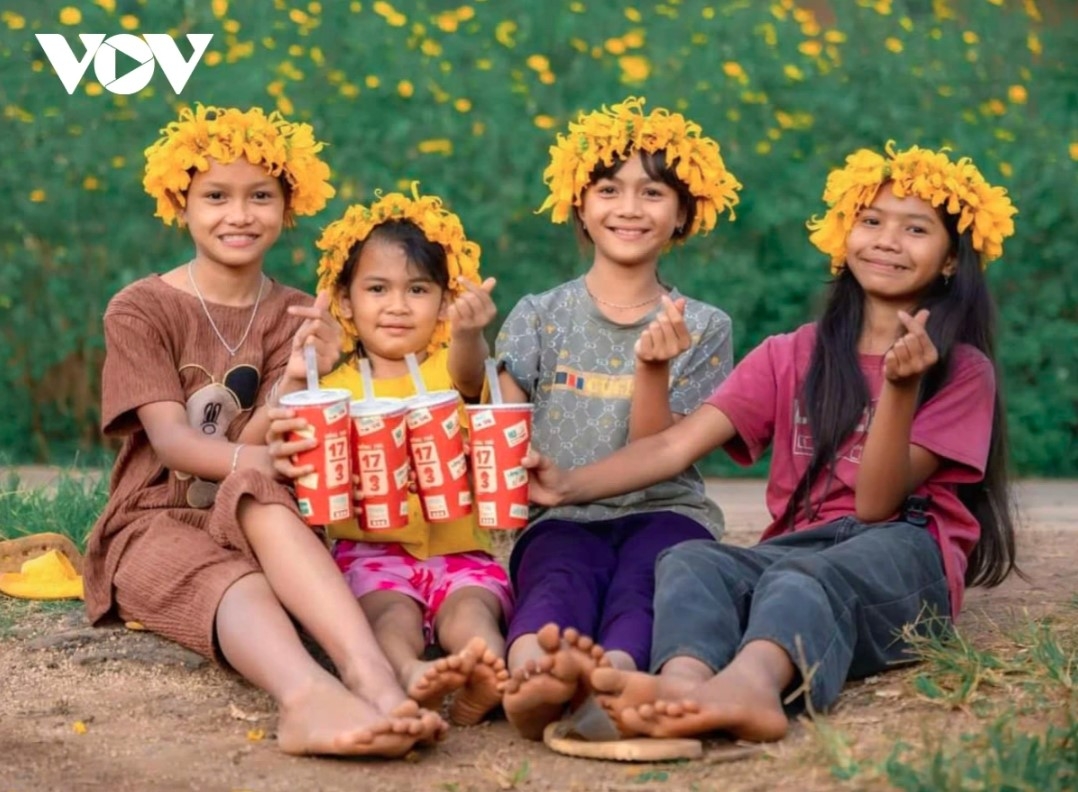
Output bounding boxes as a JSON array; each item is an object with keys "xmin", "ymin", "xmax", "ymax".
[{"xmin": 333, "ymin": 541, "xmax": 513, "ymax": 642}]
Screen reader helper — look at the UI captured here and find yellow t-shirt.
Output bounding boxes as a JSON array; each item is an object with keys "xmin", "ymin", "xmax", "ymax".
[{"xmin": 321, "ymin": 347, "xmax": 491, "ymax": 559}]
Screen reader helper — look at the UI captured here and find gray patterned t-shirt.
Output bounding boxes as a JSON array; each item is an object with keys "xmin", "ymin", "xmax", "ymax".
[{"xmin": 495, "ymin": 276, "xmax": 731, "ymax": 538}]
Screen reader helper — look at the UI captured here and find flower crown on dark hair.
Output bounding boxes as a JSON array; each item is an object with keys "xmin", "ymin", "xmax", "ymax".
[
  {"xmin": 538, "ymin": 96, "xmax": 741, "ymax": 237},
  {"xmin": 808, "ymin": 141, "xmax": 1017, "ymax": 272}
]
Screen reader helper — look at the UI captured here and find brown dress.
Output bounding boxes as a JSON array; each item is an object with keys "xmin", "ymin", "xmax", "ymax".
[{"xmin": 84, "ymin": 274, "xmax": 310, "ymax": 661}]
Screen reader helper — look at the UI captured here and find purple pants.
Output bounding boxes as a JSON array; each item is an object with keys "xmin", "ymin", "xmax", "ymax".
[{"xmin": 506, "ymin": 511, "xmax": 713, "ymax": 669}]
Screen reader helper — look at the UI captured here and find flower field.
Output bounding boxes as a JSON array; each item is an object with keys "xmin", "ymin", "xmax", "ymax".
[{"xmin": 0, "ymin": 0, "xmax": 1074, "ymax": 472}]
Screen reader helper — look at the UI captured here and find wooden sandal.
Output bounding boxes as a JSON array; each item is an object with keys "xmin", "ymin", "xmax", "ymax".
[{"xmin": 0, "ymin": 533, "xmax": 84, "ymax": 574}]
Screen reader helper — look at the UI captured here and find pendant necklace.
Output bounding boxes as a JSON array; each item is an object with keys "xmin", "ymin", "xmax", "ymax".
[{"xmin": 187, "ymin": 260, "xmax": 267, "ymax": 356}]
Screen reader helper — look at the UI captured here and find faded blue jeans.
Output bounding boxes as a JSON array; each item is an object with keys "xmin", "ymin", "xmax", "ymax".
[{"xmin": 651, "ymin": 518, "xmax": 950, "ymax": 712}]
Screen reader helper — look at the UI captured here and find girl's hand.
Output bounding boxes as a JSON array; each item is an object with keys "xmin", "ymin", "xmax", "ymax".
[
  {"xmin": 635, "ymin": 295, "xmax": 691, "ymax": 365},
  {"xmin": 448, "ymin": 277, "xmax": 497, "ymax": 337},
  {"xmin": 266, "ymin": 406, "xmax": 318, "ymax": 481},
  {"xmin": 884, "ymin": 309, "xmax": 938, "ymax": 386},
  {"xmin": 285, "ymin": 290, "xmax": 342, "ymax": 384},
  {"xmin": 522, "ymin": 448, "xmax": 569, "ymax": 506}
]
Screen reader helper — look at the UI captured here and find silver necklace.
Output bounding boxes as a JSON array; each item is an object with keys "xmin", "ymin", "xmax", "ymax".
[
  {"xmin": 584, "ymin": 277, "xmax": 663, "ymax": 310},
  {"xmin": 186, "ymin": 261, "xmax": 267, "ymax": 356}
]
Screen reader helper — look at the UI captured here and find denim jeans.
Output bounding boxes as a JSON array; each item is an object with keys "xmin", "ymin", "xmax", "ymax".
[{"xmin": 651, "ymin": 518, "xmax": 950, "ymax": 711}]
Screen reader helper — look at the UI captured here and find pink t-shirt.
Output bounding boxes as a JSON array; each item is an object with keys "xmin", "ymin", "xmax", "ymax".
[{"xmin": 706, "ymin": 323, "xmax": 995, "ymax": 618}]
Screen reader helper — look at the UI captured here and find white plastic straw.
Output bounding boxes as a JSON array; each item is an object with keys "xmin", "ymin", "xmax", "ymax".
[
  {"xmin": 404, "ymin": 353, "xmax": 428, "ymax": 396},
  {"xmin": 359, "ymin": 358, "xmax": 375, "ymax": 401},
  {"xmin": 304, "ymin": 343, "xmax": 319, "ymax": 392},
  {"xmin": 485, "ymin": 358, "xmax": 503, "ymax": 404}
]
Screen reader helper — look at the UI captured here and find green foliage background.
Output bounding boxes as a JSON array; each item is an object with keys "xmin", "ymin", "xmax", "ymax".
[{"xmin": 1, "ymin": 0, "xmax": 1075, "ymax": 474}]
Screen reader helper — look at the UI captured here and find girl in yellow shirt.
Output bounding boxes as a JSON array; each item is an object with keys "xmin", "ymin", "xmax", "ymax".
[{"xmin": 272, "ymin": 188, "xmax": 511, "ymax": 726}]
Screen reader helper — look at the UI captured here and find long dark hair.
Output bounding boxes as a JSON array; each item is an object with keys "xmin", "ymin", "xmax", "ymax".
[
  {"xmin": 787, "ymin": 210, "xmax": 1017, "ymax": 587},
  {"xmin": 335, "ymin": 219, "xmax": 449, "ymax": 358}
]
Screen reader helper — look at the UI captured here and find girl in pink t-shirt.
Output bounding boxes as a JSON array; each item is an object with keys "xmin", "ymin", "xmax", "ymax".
[{"xmin": 525, "ymin": 143, "xmax": 1019, "ymax": 743}]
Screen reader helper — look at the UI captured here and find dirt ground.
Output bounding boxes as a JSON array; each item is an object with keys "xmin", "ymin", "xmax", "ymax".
[{"xmin": 1, "ymin": 479, "xmax": 1075, "ymax": 792}]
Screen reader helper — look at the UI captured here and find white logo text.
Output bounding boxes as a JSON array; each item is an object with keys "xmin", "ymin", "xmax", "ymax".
[{"xmin": 35, "ymin": 33, "xmax": 213, "ymax": 95}]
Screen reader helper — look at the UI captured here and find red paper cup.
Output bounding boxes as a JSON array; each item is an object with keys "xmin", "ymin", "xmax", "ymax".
[
  {"xmin": 280, "ymin": 388, "xmax": 354, "ymax": 526},
  {"xmin": 405, "ymin": 390, "xmax": 472, "ymax": 523},
  {"xmin": 350, "ymin": 398, "xmax": 411, "ymax": 531},
  {"xmin": 466, "ymin": 403, "xmax": 534, "ymax": 529}
]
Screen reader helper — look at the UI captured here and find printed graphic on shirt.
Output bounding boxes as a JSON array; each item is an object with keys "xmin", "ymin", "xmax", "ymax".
[
  {"xmin": 792, "ymin": 397, "xmax": 876, "ymax": 464},
  {"xmin": 174, "ymin": 363, "xmax": 262, "ymax": 506},
  {"xmin": 551, "ymin": 365, "xmax": 636, "ymax": 399},
  {"xmin": 179, "ymin": 363, "xmax": 261, "ymax": 437}
]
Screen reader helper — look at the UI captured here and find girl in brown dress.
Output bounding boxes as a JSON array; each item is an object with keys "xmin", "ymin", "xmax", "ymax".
[{"xmin": 84, "ymin": 105, "xmax": 445, "ymax": 757}]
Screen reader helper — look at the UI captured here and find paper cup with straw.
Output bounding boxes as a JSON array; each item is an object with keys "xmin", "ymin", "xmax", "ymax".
[
  {"xmin": 280, "ymin": 388, "xmax": 354, "ymax": 526},
  {"xmin": 466, "ymin": 359, "xmax": 533, "ymax": 529},
  {"xmin": 403, "ymin": 355, "xmax": 471, "ymax": 522},
  {"xmin": 349, "ymin": 358, "xmax": 410, "ymax": 531}
]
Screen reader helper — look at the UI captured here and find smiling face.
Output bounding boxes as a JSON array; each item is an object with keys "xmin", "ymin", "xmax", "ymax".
[
  {"xmin": 845, "ymin": 183, "xmax": 956, "ymax": 308},
  {"xmin": 577, "ymin": 150, "xmax": 688, "ymax": 271},
  {"xmin": 182, "ymin": 158, "xmax": 286, "ymax": 271},
  {"xmin": 338, "ymin": 236, "xmax": 447, "ymax": 374}
]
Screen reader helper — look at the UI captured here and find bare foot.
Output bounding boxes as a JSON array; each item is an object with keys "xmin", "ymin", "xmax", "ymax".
[
  {"xmin": 502, "ymin": 624, "xmax": 611, "ymax": 740},
  {"xmin": 542, "ymin": 624, "xmax": 612, "ymax": 706},
  {"xmin": 389, "ymin": 700, "xmax": 449, "ymax": 745},
  {"xmin": 276, "ymin": 678, "xmax": 420, "ymax": 757},
  {"xmin": 593, "ymin": 665, "xmax": 788, "ymax": 742},
  {"xmin": 404, "ymin": 649, "xmax": 476, "ymax": 712},
  {"xmin": 591, "ymin": 666, "xmax": 662, "ymax": 734},
  {"xmin": 340, "ymin": 664, "xmax": 412, "ymax": 719},
  {"xmin": 449, "ymin": 636, "xmax": 509, "ymax": 726},
  {"xmin": 501, "ymin": 655, "xmax": 564, "ymax": 740}
]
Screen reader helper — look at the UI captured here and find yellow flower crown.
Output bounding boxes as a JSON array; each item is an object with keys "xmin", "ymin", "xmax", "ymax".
[
  {"xmin": 315, "ymin": 184, "xmax": 482, "ymax": 355},
  {"xmin": 143, "ymin": 104, "xmax": 335, "ymax": 226},
  {"xmin": 808, "ymin": 141, "xmax": 1017, "ymax": 273},
  {"xmin": 537, "ymin": 97, "xmax": 742, "ymax": 237}
]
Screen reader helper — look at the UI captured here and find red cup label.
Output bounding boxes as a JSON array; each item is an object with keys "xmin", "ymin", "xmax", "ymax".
[
  {"xmin": 503, "ymin": 420, "xmax": 530, "ymax": 448},
  {"xmin": 470, "ymin": 410, "xmax": 496, "ymax": 431},
  {"xmin": 412, "ymin": 439, "xmax": 444, "ymax": 487},
  {"xmin": 472, "ymin": 440, "xmax": 496, "ymax": 494},
  {"xmin": 503, "ymin": 466, "xmax": 528, "ymax": 489},
  {"xmin": 357, "ymin": 449, "xmax": 388, "ymax": 495}
]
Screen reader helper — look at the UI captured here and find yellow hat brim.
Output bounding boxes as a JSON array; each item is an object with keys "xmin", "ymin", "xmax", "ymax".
[{"xmin": 0, "ymin": 549, "xmax": 84, "ymax": 600}]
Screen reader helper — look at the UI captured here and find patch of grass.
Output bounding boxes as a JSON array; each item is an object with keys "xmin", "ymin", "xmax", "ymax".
[
  {"xmin": 0, "ymin": 469, "xmax": 108, "ymax": 549},
  {"xmin": 901, "ymin": 618, "xmax": 1013, "ymax": 708},
  {"xmin": 1013, "ymin": 620, "xmax": 1078, "ymax": 693},
  {"xmin": 902, "ymin": 614, "xmax": 1078, "ymax": 711},
  {"xmin": 813, "ymin": 721, "xmax": 864, "ymax": 782},
  {"xmin": 824, "ymin": 612, "xmax": 1078, "ymax": 790},
  {"xmin": 883, "ymin": 712, "xmax": 1078, "ymax": 792}
]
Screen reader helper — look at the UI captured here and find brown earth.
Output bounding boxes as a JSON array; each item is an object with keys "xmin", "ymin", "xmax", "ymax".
[{"xmin": 1, "ymin": 479, "xmax": 1074, "ymax": 792}]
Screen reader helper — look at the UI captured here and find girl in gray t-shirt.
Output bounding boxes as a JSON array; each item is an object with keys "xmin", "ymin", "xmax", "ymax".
[{"xmin": 494, "ymin": 97, "xmax": 741, "ymax": 741}]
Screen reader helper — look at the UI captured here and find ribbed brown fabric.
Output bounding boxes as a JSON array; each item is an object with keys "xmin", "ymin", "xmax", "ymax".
[{"xmin": 85, "ymin": 275, "xmax": 311, "ymax": 661}]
